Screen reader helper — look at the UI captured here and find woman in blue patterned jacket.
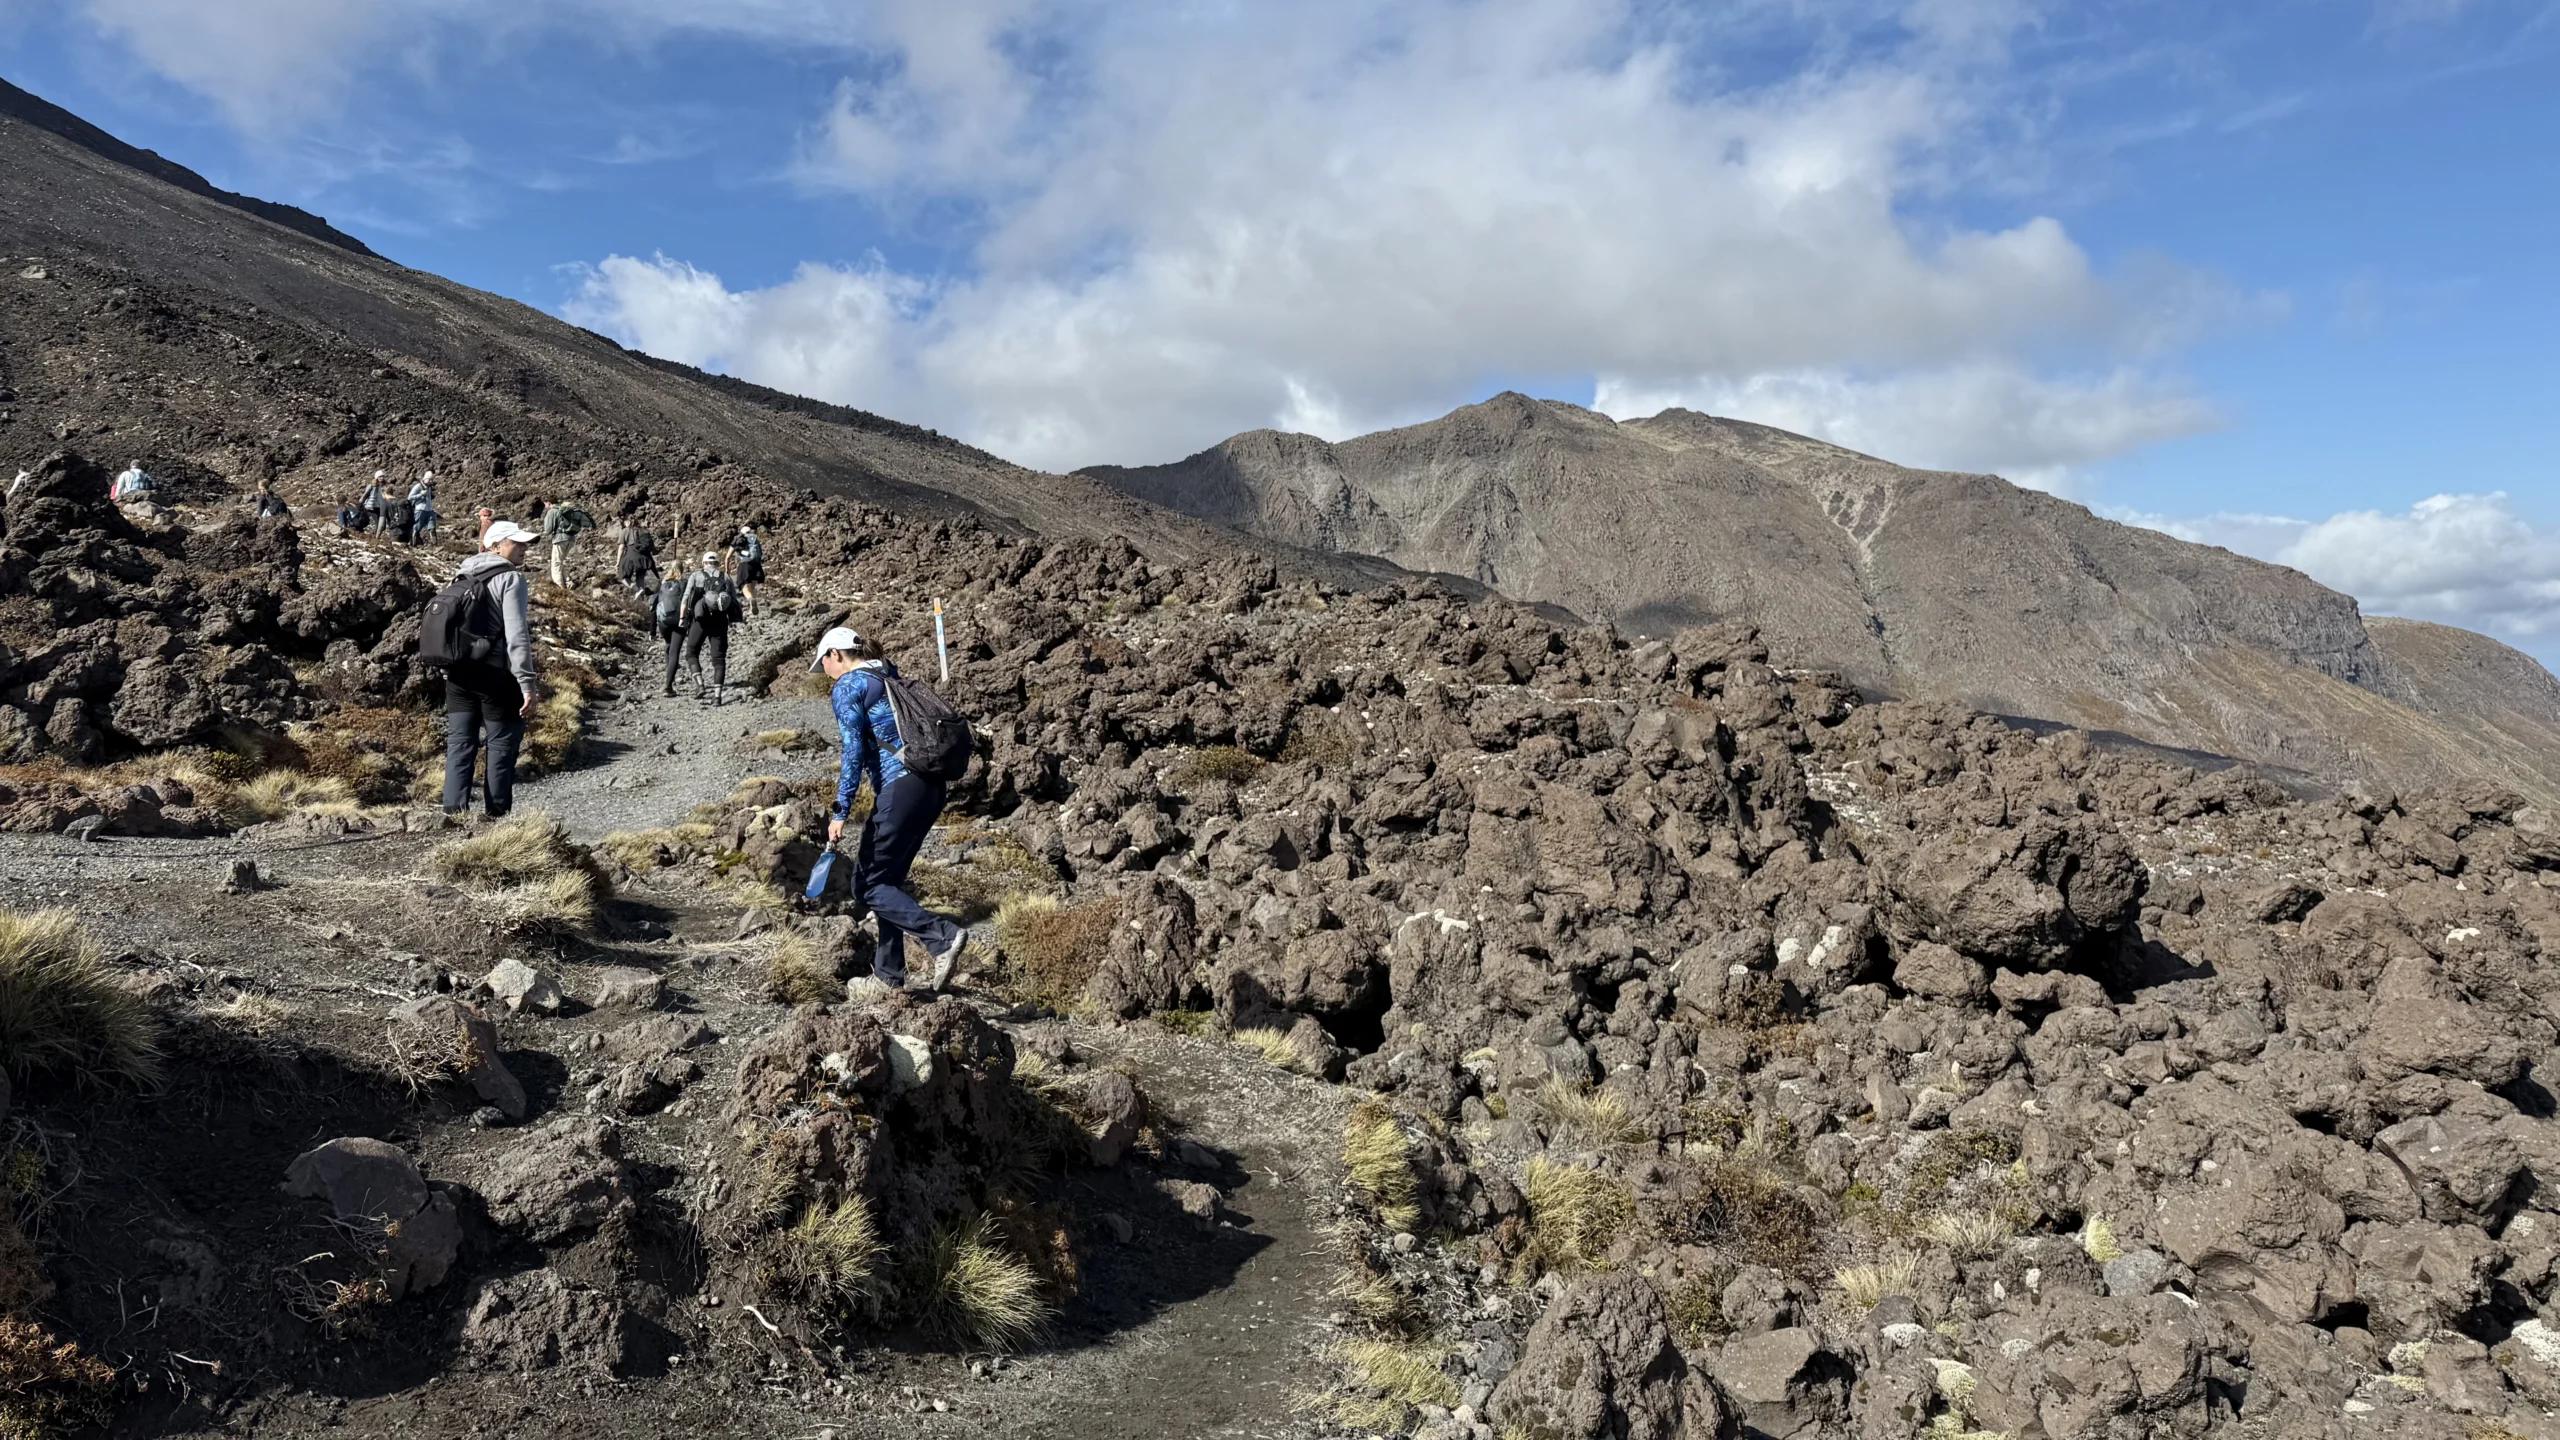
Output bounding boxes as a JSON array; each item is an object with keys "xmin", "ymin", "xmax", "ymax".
[{"xmin": 813, "ymin": 625, "xmax": 967, "ymax": 994}]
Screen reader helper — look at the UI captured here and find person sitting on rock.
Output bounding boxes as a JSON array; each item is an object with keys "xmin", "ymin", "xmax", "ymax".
[
  {"xmin": 110, "ymin": 459, "xmax": 156, "ymax": 504},
  {"xmin": 252, "ymin": 477, "xmax": 290, "ymax": 520},
  {"xmin": 337, "ymin": 494, "xmax": 368, "ymax": 533},
  {"xmin": 441, "ymin": 521, "xmax": 542, "ymax": 819},
  {"xmin": 817, "ymin": 625, "xmax": 967, "ymax": 996},
  {"xmin": 671, "ymin": 551, "xmax": 738, "ymax": 703}
]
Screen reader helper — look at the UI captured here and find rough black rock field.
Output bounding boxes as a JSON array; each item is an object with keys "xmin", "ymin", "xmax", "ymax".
[{"xmin": 6, "ymin": 73, "xmax": 2560, "ymax": 1440}]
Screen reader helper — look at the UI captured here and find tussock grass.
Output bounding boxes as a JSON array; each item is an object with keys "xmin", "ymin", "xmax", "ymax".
[
  {"xmin": 1235, "ymin": 1026, "xmax": 1320, "ymax": 1075},
  {"xmin": 771, "ymin": 1198, "xmax": 886, "ymax": 1316},
  {"xmin": 1834, "ymin": 1252, "xmax": 1921, "ymax": 1311},
  {"xmin": 205, "ymin": 993, "xmax": 298, "ymax": 1038},
  {"xmin": 1344, "ymin": 1101, "xmax": 1421, "ymax": 1233},
  {"xmin": 598, "ymin": 827, "xmax": 681, "ymax": 871},
  {"xmin": 521, "ymin": 674, "xmax": 589, "ymax": 775},
  {"xmin": 1926, "ymin": 1207, "xmax": 2018, "ymax": 1260},
  {"xmin": 1333, "ymin": 1264, "xmax": 1414, "ymax": 1331},
  {"xmin": 1327, "ymin": 1337, "xmax": 1460, "ymax": 1429},
  {"xmin": 908, "ymin": 1215, "xmax": 1050, "ymax": 1350},
  {"xmin": 754, "ymin": 728, "xmax": 825, "ymax": 753},
  {"xmin": 1528, "ymin": 1079, "xmax": 1649, "ymax": 1149},
  {"xmin": 1667, "ymin": 1274, "xmax": 1727, "ymax": 1345},
  {"xmin": 995, "ymin": 894, "xmax": 1120, "ymax": 1012},
  {"xmin": 1675, "ymin": 1150, "xmax": 1823, "ymax": 1273},
  {"xmin": 1521, "ymin": 1157, "xmax": 1633, "ymax": 1274},
  {"xmin": 1168, "ymin": 745, "xmax": 1265, "ymax": 788},
  {"xmin": 0, "ymin": 911, "xmax": 160, "ymax": 1088},
  {"xmin": 765, "ymin": 933, "xmax": 838, "ymax": 1007},
  {"xmin": 222, "ymin": 770, "xmax": 357, "ymax": 825},
  {"xmin": 0, "ymin": 1316, "xmax": 118, "ymax": 1439},
  {"xmin": 430, "ymin": 815, "xmax": 609, "ymax": 933}
]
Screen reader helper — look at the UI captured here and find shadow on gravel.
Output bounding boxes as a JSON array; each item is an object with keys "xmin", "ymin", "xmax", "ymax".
[
  {"xmin": 29, "ymin": 1022, "xmax": 474, "ymax": 1436},
  {"xmin": 1034, "ymin": 1144, "xmax": 1279, "ymax": 1351}
]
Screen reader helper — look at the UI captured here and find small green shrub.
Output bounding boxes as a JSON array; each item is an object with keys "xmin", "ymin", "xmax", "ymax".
[{"xmin": 1170, "ymin": 746, "xmax": 1266, "ymax": 788}]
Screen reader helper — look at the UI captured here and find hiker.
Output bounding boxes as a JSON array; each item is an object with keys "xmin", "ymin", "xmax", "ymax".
[
  {"xmin": 408, "ymin": 474, "xmax": 438, "ymax": 543},
  {"xmin": 538, "ymin": 498, "xmax": 595, "ymax": 588},
  {"xmin": 731, "ymin": 525, "xmax": 765, "ymax": 617},
  {"xmin": 652, "ymin": 560, "xmax": 687, "ymax": 696},
  {"xmin": 110, "ymin": 460, "xmax": 156, "ymax": 504},
  {"xmin": 475, "ymin": 506, "xmax": 495, "ymax": 543},
  {"xmin": 361, "ymin": 471, "xmax": 387, "ymax": 528},
  {"xmin": 618, "ymin": 522, "xmax": 660, "ymax": 598},
  {"xmin": 671, "ymin": 551, "xmax": 738, "ymax": 702},
  {"xmin": 252, "ymin": 477, "xmax": 290, "ymax": 520},
  {"xmin": 816, "ymin": 626, "xmax": 966, "ymax": 994},
  {"xmin": 439, "ymin": 520, "xmax": 541, "ymax": 818},
  {"xmin": 385, "ymin": 486, "xmax": 415, "ymax": 544},
  {"xmin": 7, "ymin": 469, "xmax": 25, "ymax": 499},
  {"xmin": 337, "ymin": 495, "xmax": 369, "ymax": 533}
]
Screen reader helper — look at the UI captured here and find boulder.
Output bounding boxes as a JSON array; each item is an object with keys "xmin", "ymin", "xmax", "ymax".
[
  {"xmin": 459, "ymin": 1268, "xmax": 669, "ymax": 1377},
  {"xmin": 484, "ymin": 958, "xmax": 563, "ymax": 1016},
  {"xmin": 472, "ymin": 1119, "xmax": 637, "ymax": 1246},
  {"xmin": 280, "ymin": 1138, "xmax": 460, "ymax": 1298},
  {"xmin": 389, "ymin": 995, "xmax": 526, "ymax": 1119},
  {"xmin": 2373, "ymin": 1112, "xmax": 2526, "ymax": 1224},
  {"xmin": 1083, "ymin": 1069, "xmax": 1147, "ymax": 1167},
  {"xmin": 585, "ymin": 966, "xmax": 665, "ymax": 1011},
  {"xmin": 1491, "ymin": 1272, "xmax": 1733, "ymax": 1440},
  {"xmin": 1891, "ymin": 942, "xmax": 1987, "ymax": 1004},
  {"xmin": 1708, "ymin": 1327, "xmax": 1848, "ymax": 1439}
]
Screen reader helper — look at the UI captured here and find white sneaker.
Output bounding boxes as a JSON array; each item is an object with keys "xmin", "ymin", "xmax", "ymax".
[
  {"xmin": 926, "ymin": 932, "xmax": 967, "ymax": 993},
  {"xmin": 845, "ymin": 975, "xmax": 902, "ymax": 1005}
]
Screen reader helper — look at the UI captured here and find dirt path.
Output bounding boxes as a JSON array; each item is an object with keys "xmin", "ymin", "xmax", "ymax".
[{"xmin": 4, "ymin": 604, "xmax": 1351, "ymax": 1440}]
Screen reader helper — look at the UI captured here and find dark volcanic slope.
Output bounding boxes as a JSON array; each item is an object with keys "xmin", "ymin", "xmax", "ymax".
[
  {"xmin": 0, "ymin": 83, "xmax": 1417, "ymax": 587},
  {"xmin": 1084, "ymin": 393, "xmax": 2560, "ymax": 805}
]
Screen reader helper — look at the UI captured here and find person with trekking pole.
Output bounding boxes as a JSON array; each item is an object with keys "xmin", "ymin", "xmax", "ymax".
[
  {"xmin": 673, "ymin": 551, "xmax": 739, "ymax": 703},
  {"xmin": 538, "ymin": 498, "xmax": 595, "ymax": 588},
  {"xmin": 426, "ymin": 521, "xmax": 541, "ymax": 818},
  {"xmin": 814, "ymin": 626, "xmax": 969, "ymax": 996}
]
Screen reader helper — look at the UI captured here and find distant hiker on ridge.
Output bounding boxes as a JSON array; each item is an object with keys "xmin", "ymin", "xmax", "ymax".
[
  {"xmin": 110, "ymin": 459, "xmax": 156, "ymax": 505},
  {"xmin": 361, "ymin": 470, "xmax": 387, "ymax": 529},
  {"xmin": 817, "ymin": 626, "xmax": 967, "ymax": 996},
  {"xmin": 433, "ymin": 520, "xmax": 541, "ymax": 819}
]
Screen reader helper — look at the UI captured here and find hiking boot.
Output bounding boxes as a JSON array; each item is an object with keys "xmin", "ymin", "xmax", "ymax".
[
  {"xmin": 925, "ymin": 931, "xmax": 967, "ymax": 993},
  {"xmin": 844, "ymin": 975, "xmax": 901, "ymax": 1005}
]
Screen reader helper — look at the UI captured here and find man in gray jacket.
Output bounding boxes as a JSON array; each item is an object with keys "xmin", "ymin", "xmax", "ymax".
[{"xmin": 442, "ymin": 520, "xmax": 542, "ymax": 817}]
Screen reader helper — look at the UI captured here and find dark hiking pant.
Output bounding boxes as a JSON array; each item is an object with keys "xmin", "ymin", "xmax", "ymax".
[
  {"xmin": 658, "ymin": 618, "xmax": 684, "ymax": 691},
  {"xmin": 855, "ymin": 775, "xmax": 958, "ymax": 986},
  {"xmin": 443, "ymin": 674, "xmax": 525, "ymax": 816},
  {"xmin": 679, "ymin": 619, "xmax": 730, "ymax": 693}
]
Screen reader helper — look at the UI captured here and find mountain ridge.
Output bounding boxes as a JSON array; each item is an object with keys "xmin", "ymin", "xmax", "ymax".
[{"xmin": 1082, "ymin": 391, "xmax": 2560, "ymax": 804}]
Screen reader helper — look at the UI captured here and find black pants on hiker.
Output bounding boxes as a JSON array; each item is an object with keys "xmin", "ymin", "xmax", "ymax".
[
  {"xmin": 857, "ymin": 775, "xmax": 959, "ymax": 986},
  {"xmin": 676, "ymin": 618, "xmax": 729, "ymax": 695},
  {"xmin": 442, "ymin": 672, "xmax": 525, "ymax": 817},
  {"xmin": 657, "ymin": 617, "xmax": 684, "ymax": 693}
]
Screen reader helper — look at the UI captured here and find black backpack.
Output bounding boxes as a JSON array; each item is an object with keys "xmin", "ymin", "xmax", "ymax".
[
  {"xmin": 418, "ymin": 568, "xmax": 504, "ymax": 668},
  {"xmin": 693, "ymin": 573, "xmax": 737, "ymax": 620},
  {"xmin": 882, "ymin": 672, "xmax": 973, "ymax": 783}
]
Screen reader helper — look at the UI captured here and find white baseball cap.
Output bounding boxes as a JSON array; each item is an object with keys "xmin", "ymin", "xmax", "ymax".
[
  {"xmin": 701, "ymin": 551, "xmax": 720, "ymax": 564},
  {"xmin": 482, "ymin": 520, "xmax": 537, "ymax": 547},
  {"xmin": 808, "ymin": 626, "xmax": 865, "ymax": 671}
]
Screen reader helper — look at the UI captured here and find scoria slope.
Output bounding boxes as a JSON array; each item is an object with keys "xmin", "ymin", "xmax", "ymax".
[{"xmin": 1082, "ymin": 393, "xmax": 2560, "ymax": 805}]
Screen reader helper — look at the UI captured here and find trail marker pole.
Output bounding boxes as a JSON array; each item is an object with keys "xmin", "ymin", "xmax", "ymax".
[{"xmin": 934, "ymin": 597, "xmax": 950, "ymax": 683}]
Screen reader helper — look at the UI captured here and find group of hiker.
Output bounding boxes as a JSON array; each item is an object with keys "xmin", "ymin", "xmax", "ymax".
[
  {"xmin": 337, "ymin": 470, "xmax": 442, "ymax": 543},
  {"xmin": 422, "ymin": 501, "xmax": 971, "ymax": 996}
]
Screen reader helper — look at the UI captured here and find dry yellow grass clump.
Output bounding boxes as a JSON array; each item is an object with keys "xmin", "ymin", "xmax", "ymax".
[
  {"xmin": 0, "ymin": 910, "xmax": 160, "ymax": 1088},
  {"xmin": 429, "ymin": 815, "xmax": 610, "ymax": 933},
  {"xmin": 1343, "ymin": 1100, "xmax": 1421, "ymax": 1234},
  {"xmin": 1835, "ymin": 1251, "xmax": 1921, "ymax": 1312},
  {"xmin": 908, "ymin": 1215, "xmax": 1050, "ymax": 1350},
  {"xmin": 1324, "ymin": 1337, "xmax": 1461, "ymax": 1431},
  {"xmin": 1527, "ymin": 1079, "xmax": 1649, "ymax": 1149},
  {"xmin": 771, "ymin": 1198, "xmax": 886, "ymax": 1318},
  {"xmin": 0, "ymin": 1315, "xmax": 119, "ymax": 1439},
  {"xmin": 1521, "ymin": 1157, "xmax": 1633, "ymax": 1275},
  {"xmin": 1233, "ymin": 1026, "xmax": 1320, "ymax": 1075},
  {"xmin": 994, "ymin": 894, "xmax": 1120, "ymax": 1013},
  {"xmin": 765, "ymin": 932, "xmax": 839, "ymax": 1006},
  {"xmin": 222, "ymin": 769, "xmax": 359, "ymax": 825}
]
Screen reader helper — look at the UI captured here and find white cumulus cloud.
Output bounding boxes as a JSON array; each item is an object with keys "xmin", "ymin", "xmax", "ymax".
[{"xmin": 2127, "ymin": 493, "xmax": 2560, "ymax": 652}]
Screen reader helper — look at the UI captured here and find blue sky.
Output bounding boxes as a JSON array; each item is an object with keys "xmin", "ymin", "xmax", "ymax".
[{"xmin": 2, "ymin": 0, "xmax": 2554, "ymax": 658}]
